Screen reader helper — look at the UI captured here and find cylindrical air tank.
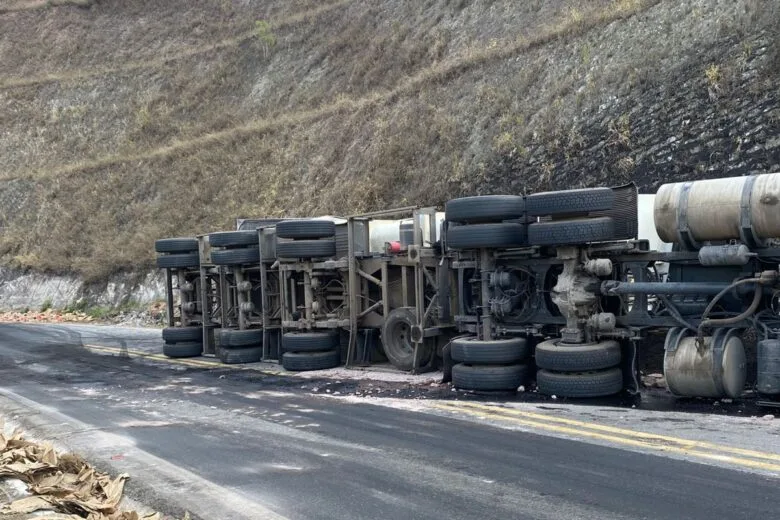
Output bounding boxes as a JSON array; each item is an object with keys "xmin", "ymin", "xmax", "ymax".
[{"xmin": 654, "ymin": 173, "xmax": 780, "ymax": 245}]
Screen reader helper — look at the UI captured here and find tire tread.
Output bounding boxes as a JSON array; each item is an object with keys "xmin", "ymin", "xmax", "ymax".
[
  {"xmin": 282, "ymin": 350, "xmax": 341, "ymax": 371},
  {"xmin": 527, "ymin": 217, "xmax": 614, "ymax": 246},
  {"xmin": 536, "ymin": 368, "xmax": 624, "ymax": 397},
  {"xmin": 526, "ymin": 188, "xmax": 614, "ymax": 216}
]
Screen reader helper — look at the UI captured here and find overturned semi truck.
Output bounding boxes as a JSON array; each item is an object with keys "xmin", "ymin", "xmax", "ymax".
[{"xmin": 154, "ymin": 173, "xmax": 780, "ymax": 402}]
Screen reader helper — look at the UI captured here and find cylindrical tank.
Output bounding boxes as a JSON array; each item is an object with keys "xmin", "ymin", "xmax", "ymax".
[
  {"xmin": 654, "ymin": 172, "xmax": 780, "ymax": 245},
  {"xmin": 663, "ymin": 328, "xmax": 746, "ymax": 399},
  {"xmin": 697, "ymin": 244, "xmax": 754, "ymax": 266},
  {"xmin": 757, "ymin": 339, "xmax": 780, "ymax": 395}
]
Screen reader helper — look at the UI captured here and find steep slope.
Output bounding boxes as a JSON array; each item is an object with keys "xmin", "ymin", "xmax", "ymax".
[{"xmin": 0, "ymin": 0, "xmax": 777, "ymax": 280}]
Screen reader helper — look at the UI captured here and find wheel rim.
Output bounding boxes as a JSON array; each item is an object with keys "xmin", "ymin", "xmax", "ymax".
[{"xmin": 391, "ymin": 321, "xmax": 413, "ymax": 354}]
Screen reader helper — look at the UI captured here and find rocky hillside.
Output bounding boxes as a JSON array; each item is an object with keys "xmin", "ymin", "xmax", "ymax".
[{"xmin": 0, "ymin": 0, "xmax": 778, "ymax": 280}]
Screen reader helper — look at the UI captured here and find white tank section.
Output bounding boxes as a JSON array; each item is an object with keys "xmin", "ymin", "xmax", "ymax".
[
  {"xmin": 367, "ymin": 213, "xmax": 445, "ymax": 252},
  {"xmin": 638, "ymin": 194, "xmax": 671, "ymax": 278},
  {"xmin": 638, "ymin": 194, "xmax": 671, "ymax": 252},
  {"xmin": 654, "ymin": 172, "xmax": 780, "ymax": 245}
]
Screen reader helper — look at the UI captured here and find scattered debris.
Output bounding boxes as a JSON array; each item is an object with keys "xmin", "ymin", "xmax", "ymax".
[
  {"xmin": 0, "ymin": 309, "xmax": 94, "ymax": 324},
  {"xmin": 641, "ymin": 373, "xmax": 667, "ymax": 389},
  {"xmin": 0, "ymin": 423, "xmax": 179, "ymax": 519},
  {"xmin": 0, "ymin": 302, "xmax": 167, "ymax": 327}
]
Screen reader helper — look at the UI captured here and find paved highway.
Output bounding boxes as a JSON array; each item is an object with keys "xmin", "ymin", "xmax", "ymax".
[{"xmin": 0, "ymin": 323, "xmax": 777, "ymax": 520}]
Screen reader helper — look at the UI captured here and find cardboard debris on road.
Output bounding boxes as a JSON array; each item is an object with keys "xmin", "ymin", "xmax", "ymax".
[{"xmin": 0, "ymin": 422, "xmax": 163, "ymax": 520}]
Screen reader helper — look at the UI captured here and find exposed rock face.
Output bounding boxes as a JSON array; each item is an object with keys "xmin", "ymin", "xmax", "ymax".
[{"xmin": 0, "ymin": 268, "xmax": 164, "ymax": 310}]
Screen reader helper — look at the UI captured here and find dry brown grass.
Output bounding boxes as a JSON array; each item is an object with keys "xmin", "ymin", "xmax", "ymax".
[
  {"xmin": 0, "ymin": 0, "xmax": 354, "ymax": 90},
  {"xmin": 0, "ymin": 0, "xmax": 94, "ymax": 13},
  {"xmin": 8, "ymin": 0, "xmax": 659, "ymax": 183},
  {"xmin": 1, "ymin": 0, "xmax": 775, "ymax": 282}
]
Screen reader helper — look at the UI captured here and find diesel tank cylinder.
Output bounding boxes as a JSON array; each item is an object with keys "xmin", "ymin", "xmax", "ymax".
[
  {"xmin": 663, "ymin": 327, "xmax": 746, "ymax": 399},
  {"xmin": 654, "ymin": 172, "xmax": 780, "ymax": 246}
]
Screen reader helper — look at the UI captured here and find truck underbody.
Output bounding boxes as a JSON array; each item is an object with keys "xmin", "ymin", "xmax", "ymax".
[{"xmin": 154, "ymin": 172, "xmax": 780, "ymax": 403}]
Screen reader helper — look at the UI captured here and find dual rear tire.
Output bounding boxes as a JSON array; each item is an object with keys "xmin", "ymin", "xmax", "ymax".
[
  {"xmin": 276, "ymin": 220, "xmax": 337, "ymax": 260},
  {"xmin": 162, "ymin": 326, "xmax": 202, "ymax": 358},
  {"xmin": 534, "ymin": 339, "xmax": 623, "ymax": 397},
  {"xmin": 155, "ymin": 237, "xmax": 200, "ymax": 269},
  {"xmin": 217, "ymin": 328, "xmax": 263, "ymax": 364},
  {"xmin": 451, "ymin": 337, "xmax": 531, "ymax": 391},
  {"xmin": 208, "ymin": 231, "xmax": 261, "ymax": 266},
  {"xmin": 281, "ymin": 330, "xmax": 341, "ymax": 371},
  {"xmin": 445, "ymin": 196, "xmax": 527, "ymax": 251}
]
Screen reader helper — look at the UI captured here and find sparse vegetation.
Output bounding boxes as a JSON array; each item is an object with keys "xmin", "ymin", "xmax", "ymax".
[
  {"xmin": 608, "ymin": 114, "xmax": 632, "ymax": 149},
  {"xmin": 253, "ymin": 20, "xmax": 277, "ymax": 57},
  {"xmin": 0, "ymin": 0, "xmax": 777, "ymax": 281},
  {"xmin": 0, "ymin": 0, "xmax": 94, "ymax": 13},
  {"xmin": 705, "ymin": 64, "xmax": 722, "ymax": 88}
]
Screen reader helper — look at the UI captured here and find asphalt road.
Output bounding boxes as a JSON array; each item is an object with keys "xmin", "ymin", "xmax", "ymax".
[{"xmin": 0, "ymin": 323, "xmax": 778, "ymax": 520}]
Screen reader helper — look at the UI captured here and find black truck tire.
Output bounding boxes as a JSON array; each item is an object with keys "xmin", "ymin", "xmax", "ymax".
[
  {"xmin": 527, "ymin": 217, "xmax": 615, "ymax": 246},
  {"xmin": 210, "ymin": 247, "xmax": 260, "ymax": 266},
  {"xmin": 156, "ymin": 253, "xmax": 200, "ymax": 269},
  {"xmin": 162, "ymin": 326, "xmax": 202, "ymax": 343},
  {"xmin": 447, "ymin": 223, "xmax": 527, "ymax": 250},
  {"xmin": 452, "ymin": 363, "xmax": 530, "ymax": 391},
  {"xmin": 451, "ymin": 337, "xmax": 530, "ymax": 365},
  {"xmin": 163, "ymin": 341, "xmax": 202, "ymax": 358},
  {"xmin": 536, "ymin": 368, "xmax": 624, "ymax": 398},
  {"xmin": 276, "ymin": 220, "xmax": 336, "ymax": 240},
  {"xmin": 276, "ymin": 239, "xmax": 336, "ymax": 259},
  {"xmin": 535, "ymin": 339, "xmax": 622, "ymax": 372},
  {"xmin": 208, "ymin": 231, "xmax": 258, "ymax": 248},
  {"xmin": 282, "ymin": 350, "xmax": 341, "ymax": 371},
  {"xmin": 218, "ymin": 328, "xmax": 263, "ymax": 348},
  {"xmin": 381, "ymin": 307, "xmax": 430, "ymax": 371},
  {"xmin": 445, "ymin": 195, "xmax": 526, "ymax": 223},
  {"xmin": 282, "ymin": 331, "xmax": 340, "ymax": 352},
  {"xmin": 219, "ymin": 346, "xmax": 263, "ymax": 364},
  {"xmin": 155, "ymin": 237, "xmax": 198, "ymax": 254},
  {"xmin": 526, "ymin": 187, "xmax": 615, "ymax": 216}
]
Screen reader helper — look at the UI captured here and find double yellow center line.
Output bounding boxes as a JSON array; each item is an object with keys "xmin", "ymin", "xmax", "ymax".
[
  {"xmin": 433, "ymin": 401, "xmax": 780, "ymax": 474},
  {"xmin": 83, "ymin": 344, "xmax": 286, "ymax": 375},
  {"xmin": 83, "ymin": 343, "xmax": 780, "ymax": 475}
]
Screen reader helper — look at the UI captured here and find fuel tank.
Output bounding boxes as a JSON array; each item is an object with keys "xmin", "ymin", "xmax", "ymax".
[
  {"xmin": 663, "ymin": 327, "xmax": 746, "ymax": 399},
  {"xmin": 654, "ymin": 173, "xmax": 780, "ymax": 246}
]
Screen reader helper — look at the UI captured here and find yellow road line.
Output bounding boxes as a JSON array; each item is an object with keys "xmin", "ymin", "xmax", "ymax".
[
  {"xmin": 433, "ymin": 402, "xmax": 780, "ymax": 474},
  {"xmin": 83, "ymin": 344, "xmax": 286, "ymax": 375},
  {"xmin": 83, "ymin": 342, "xmax": 780, "ymax": 474},
  {"xmin": 452, "ymin": 401, "xmax": 780, "ymax": 463}
]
